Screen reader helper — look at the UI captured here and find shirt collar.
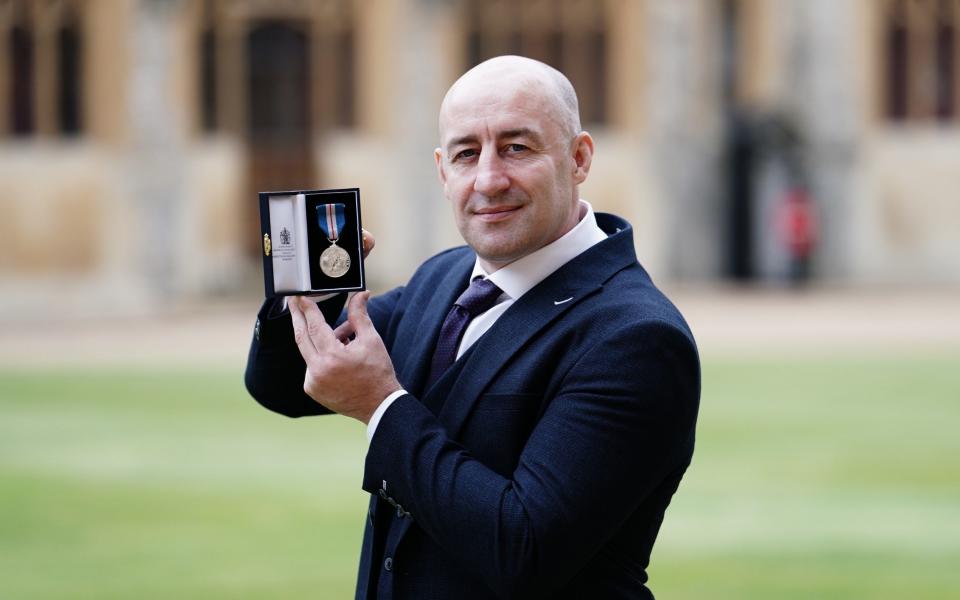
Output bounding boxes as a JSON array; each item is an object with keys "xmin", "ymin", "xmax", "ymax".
[{"xmin": 471, "ymin": 200, "xmax": 608, "ymax": 301}]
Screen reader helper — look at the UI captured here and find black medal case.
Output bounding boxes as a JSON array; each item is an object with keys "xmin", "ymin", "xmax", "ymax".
[{"xmin": 258, "ymin": 187, "xmax": 365, "ymax": 298}]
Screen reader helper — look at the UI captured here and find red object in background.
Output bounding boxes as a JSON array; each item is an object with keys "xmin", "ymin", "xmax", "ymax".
[{"xmin": 777, "ymin": 187, "xmax": 817, "ymax": 259}]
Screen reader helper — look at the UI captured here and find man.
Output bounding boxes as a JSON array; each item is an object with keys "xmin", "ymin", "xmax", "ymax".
[{"xmin": 245, "ymin": 56, "xmax": 699, "ymax": 599}]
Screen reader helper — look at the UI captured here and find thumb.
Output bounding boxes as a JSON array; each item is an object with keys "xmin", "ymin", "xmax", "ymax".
[
  {"xmin": 361, "ymin": 229, "xmax": 375, "ymax": 259},
  {"xmin": 347, "ymin": 291, "xmax": 374, "ymax": 335}
]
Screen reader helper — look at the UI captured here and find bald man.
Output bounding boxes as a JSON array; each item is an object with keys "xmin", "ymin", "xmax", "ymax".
[{"xmin": 245, "ymin": 56, "xmax": 700, "ymax": 599}]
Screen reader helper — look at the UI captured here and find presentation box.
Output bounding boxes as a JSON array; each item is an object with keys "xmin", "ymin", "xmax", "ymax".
[{"xmin": 259, "ymin": 188, "xmax": 365, "ymax": 298}]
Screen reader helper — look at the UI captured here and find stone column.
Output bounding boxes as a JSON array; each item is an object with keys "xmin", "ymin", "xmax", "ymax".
[
  {"xmin": 645, "ymin": 0, "xmax": 726, "ymax": 279},
  {"xmin": 783, "ymin": 0, "xmax": 861, "ymax": 280},
  {"xmin": 126, "ymin": 0, "xmax": 187, "ymax": 299},
  {"xmin": 402, "ymin": 1, "xmax": 454, "ymax": 258}
]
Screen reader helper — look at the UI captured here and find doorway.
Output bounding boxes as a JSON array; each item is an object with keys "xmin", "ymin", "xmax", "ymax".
[{"xmin": 245, "ymin": 21, "xmax": 314, "ymax": 255}]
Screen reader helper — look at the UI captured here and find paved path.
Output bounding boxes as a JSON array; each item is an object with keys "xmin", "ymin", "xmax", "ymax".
[
  {"xmin": 1, "ymin": 287, "xmax": 958, "ymax": 369},
  {"xmin": 673, "ymin": 285, "xmax": 960, "ymax": 358}
]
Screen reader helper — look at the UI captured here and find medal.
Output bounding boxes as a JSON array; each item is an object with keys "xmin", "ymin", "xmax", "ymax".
[
  {"xmin": 316, "ymin": 203, "xmax": 351, "ymax": 278},
  {"xmin": 320, "ymin": 244, "xmax": 351, "ymax": 278}
]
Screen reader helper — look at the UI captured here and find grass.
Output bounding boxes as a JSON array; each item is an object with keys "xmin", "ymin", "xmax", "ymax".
[
  {"xmin": 652, "ymin": 355, "xmax": 960, "ymax": 599},
  {"xmin": 0, "ymin": 372, "xmax": 367, "ymax": 599},
  {"xmin": 1, "ymin": 354, "xmax": 958, "ymax": 598}
]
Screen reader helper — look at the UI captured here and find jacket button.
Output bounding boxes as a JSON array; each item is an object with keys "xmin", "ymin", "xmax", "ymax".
[{"xmin": 384, "ymin": 557, "xmax": 393, "ymax": 571}]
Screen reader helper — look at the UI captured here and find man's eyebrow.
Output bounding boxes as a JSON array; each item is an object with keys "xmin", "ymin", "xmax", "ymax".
[
  {"xmin": 446, "ymin": 134, "xmax": 478, "ymax": 149},
  {"xmin": 499, "ymin": 127, "xmax": 543, "ymax": 144}
]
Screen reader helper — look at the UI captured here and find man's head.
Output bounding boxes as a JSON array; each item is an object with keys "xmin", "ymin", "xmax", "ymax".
[{"xmin": 434, "ymin": 55, "xmax": 594, "ymax": 272}]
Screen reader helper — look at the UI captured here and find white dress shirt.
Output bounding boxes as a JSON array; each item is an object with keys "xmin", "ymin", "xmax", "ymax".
[{"xmin": 367, "ymin": 200, "xmax": 608, "ymax": 442}]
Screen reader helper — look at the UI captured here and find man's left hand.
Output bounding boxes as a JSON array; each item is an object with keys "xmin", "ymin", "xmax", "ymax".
[{"xmin": 289, "ymin": 292, "xmax": 402, "ymax": 423}]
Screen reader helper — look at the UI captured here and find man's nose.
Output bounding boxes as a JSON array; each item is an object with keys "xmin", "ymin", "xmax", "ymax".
[{"xmin": 474, "ymin": 151, "xmax": 510, "ymax": 196}]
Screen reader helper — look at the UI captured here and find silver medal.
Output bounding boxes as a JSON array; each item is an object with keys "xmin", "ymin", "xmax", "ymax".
[{"xmin": 320, "ymin": 243, "xmax": 351, "ymax": 278}]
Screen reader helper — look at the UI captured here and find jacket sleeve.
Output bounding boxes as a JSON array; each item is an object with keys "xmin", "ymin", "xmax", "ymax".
[
  {"xmin": 244, "ymin": 288, "xmax": 405, "ymax": 418},
  {"xmin": 361, "ymin": 320, "xmax": 700, "ymax": 598}
]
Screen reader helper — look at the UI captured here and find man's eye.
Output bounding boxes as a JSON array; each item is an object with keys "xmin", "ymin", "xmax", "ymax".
[
  {"xmin": 454, "ymin": 149, "xmax": 477, "ymax": 161},
  {"xmin": 506, "ymin": 144, "xmax": 528, "ymax": 153}
]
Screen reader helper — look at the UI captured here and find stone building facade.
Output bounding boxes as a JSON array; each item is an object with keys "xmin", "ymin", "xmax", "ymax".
[{"xmin": 1, "ymin": 0, "xmax": 957, "ymax": 311}]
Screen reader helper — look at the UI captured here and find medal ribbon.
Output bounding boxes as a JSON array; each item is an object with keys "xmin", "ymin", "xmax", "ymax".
[{"xmin": 316, "ymin": 203, "xmax": 346, "ymax": 243}]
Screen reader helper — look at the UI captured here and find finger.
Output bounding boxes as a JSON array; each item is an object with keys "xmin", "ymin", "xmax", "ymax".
[
  {"xmin": 347, "ymin": 291, "xmax": 375, "ymax": 337},
  {"xmin": 288, "ymin": 296, "xmax": 319, "ymax": 361},
  {"xmin": 361, "ymin": 229, "xmax": 375, "ymax": 258},
  {"xmin": 300, "ymin": 295, "xmax": 339, "ymax": 351},
  {"xmin": 333, "ymin": 320, "xmax": 356, "ymax": 344}
]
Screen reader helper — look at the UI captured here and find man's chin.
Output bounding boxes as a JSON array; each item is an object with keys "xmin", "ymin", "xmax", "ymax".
[{"xmin": 472, "ymin": 244, "xmax": 528, "ymax": 270}]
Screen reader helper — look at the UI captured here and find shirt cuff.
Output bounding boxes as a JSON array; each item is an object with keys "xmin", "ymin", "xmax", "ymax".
[{"xmin": 367, "ymin": 389, "xmax": 408, "ymax": 444}]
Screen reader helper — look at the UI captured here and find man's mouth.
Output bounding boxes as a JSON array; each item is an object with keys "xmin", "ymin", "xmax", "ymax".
[{"xmin": 473, "ymin": 205, "xmax": 522, "ymax": 223}]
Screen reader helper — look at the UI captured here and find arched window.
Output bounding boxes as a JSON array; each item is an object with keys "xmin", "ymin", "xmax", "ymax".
[
  {"xmin": 195, "ymin": 0, "xmax": 356, "ymax": 135},
  {"xmin": 886, "ymin": 1, "xmax": 910, "ymax": 120},
  {"xmin": 464, "ymin": 0, "xmax": 609, "ymax": 125},
  {"xmin": 935, "ymin": 0, "xmax": 956, "ymax": 118},
  {"xmin": 198, "ymin": 0, "xmax": 217, "ymax": 133},
  {"xmin": 199, "ymin": 27, "xmax": 217, "ymax": 132},
  {"xmin": 247, "ymin": 21, "xmax": 311, "ymax": 142},
  {"xmin": 57, "ymin": 7, "xmax": 82, "ymax": 135},
  {"xmin": 10, "ymin": 20, "xmax": 35, "ymax": 135},
  {"xmin": 882, "ymin": 0, "xmax": 960, "ymax": 122},
  {"xmin": 3, "ymin": 0, "xmax": 85, "ymax": 138},
  {"xmin": 331, "ymin": 23, "xmax": 355, "ymax": 128}
]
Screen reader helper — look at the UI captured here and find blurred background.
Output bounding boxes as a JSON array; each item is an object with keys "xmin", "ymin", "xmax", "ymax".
[{"xmin": 1, "ymin": 0, "xmax": 958, "ymax": 598}]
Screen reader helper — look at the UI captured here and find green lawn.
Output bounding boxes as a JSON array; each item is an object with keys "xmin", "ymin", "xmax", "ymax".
[{"xmin": 1, "ymin": 355, "xmax": 959, "ymax": 599}]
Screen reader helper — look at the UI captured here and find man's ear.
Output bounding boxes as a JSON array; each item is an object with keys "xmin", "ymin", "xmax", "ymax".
[
  {"xmin": 571, "ymin": 132, "xmax": 594, "ymax": 184},
  {"xmin": 434, "ymin": 147, "xmax": 446, "ymax": 184}
]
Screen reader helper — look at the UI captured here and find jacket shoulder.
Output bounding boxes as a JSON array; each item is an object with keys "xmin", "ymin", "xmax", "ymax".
[{"xmin": 594, "ymin": 264, "xmax": 697, "ymax": 347}]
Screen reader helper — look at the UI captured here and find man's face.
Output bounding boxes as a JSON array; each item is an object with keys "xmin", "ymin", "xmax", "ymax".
[{"xmin": 435, "ymin": 83, "xmax": 588, "ymax": 270}]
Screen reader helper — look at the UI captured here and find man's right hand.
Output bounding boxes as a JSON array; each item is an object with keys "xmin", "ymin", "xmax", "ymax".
[{"xmin": 291, "ymin": 292, "xmax": 402, "ymax": 424}]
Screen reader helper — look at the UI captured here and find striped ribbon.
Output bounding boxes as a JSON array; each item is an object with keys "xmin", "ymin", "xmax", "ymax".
[{"xmin": 316, "ymin": 203, "xmax": 346, "ymax": 242}]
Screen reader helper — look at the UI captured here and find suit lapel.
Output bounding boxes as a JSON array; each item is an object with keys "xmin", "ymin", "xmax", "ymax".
[
  {"xmin": 438, "ymin": 218, "xmax": 638, "ymax": 439},
  {"xmin": 396, "ymin": 252, "xmax": 474, "ymax": 397}
]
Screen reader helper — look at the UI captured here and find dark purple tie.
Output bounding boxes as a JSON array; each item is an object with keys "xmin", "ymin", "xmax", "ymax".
[{"xmin": 427, "ymin": 276, "xmax": 503, "ymax": 386}]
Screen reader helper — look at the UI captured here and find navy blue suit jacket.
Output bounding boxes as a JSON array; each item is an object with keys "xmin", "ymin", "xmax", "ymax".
[{"xmin": 245, "ymin": 213, "xmax": 700, "ymax": 599}]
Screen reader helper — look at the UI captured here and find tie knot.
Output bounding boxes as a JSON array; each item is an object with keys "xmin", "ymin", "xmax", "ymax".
[{"xmin": 455, "ymin": 277, "xmax": 503, "ymax": 316}]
